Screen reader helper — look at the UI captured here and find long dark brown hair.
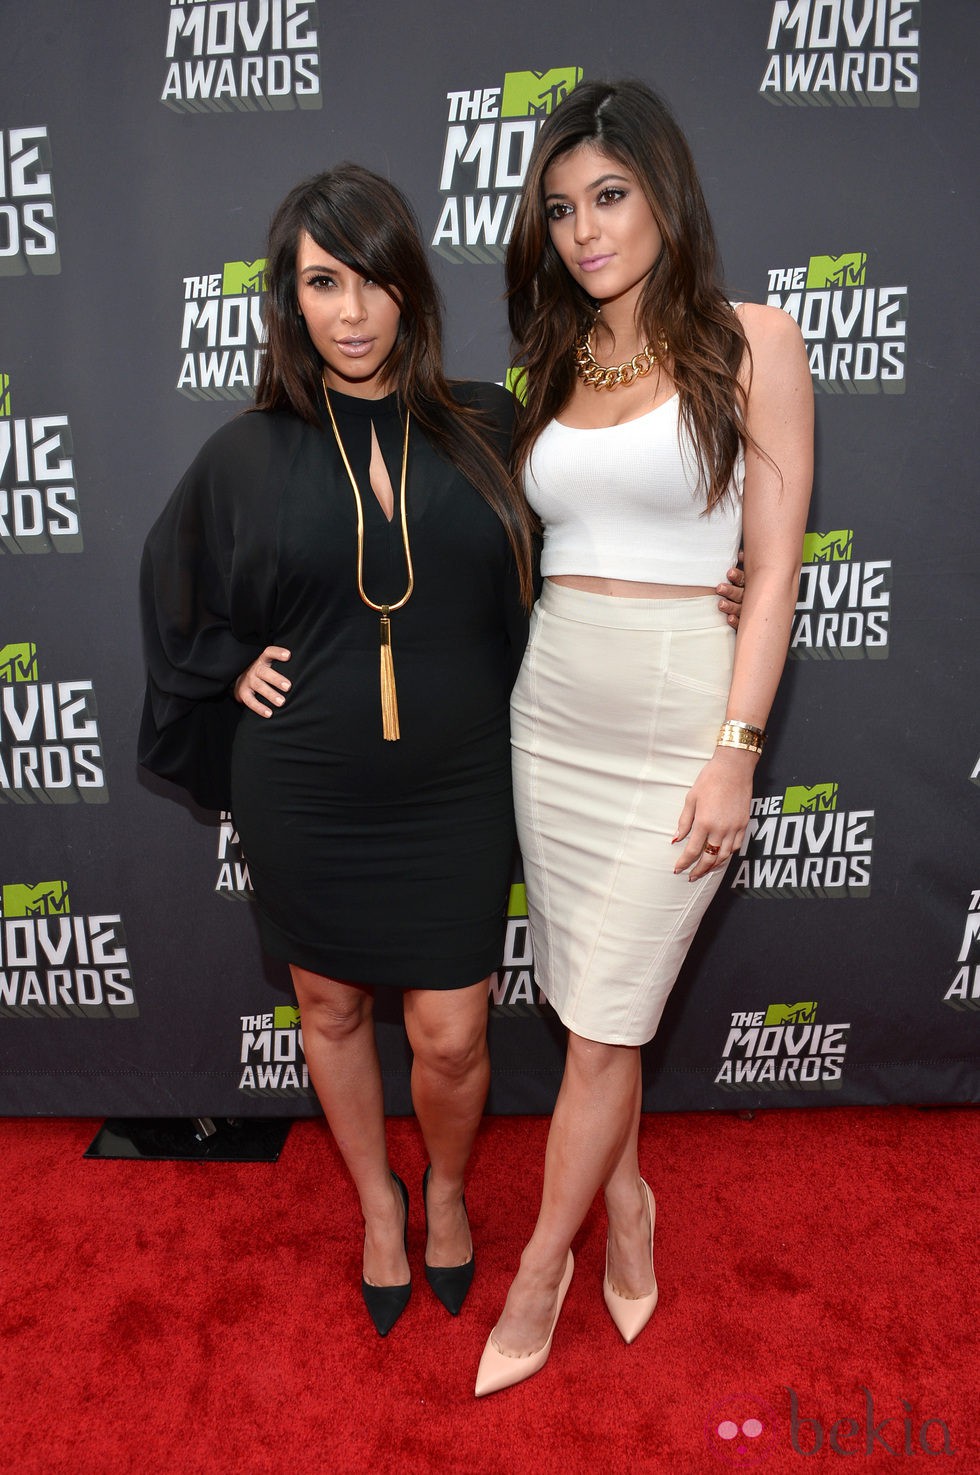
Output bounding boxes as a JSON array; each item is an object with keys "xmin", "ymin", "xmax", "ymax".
[
  {"xmin": 255, "ymin": 163, "xmax": 537, "ymax": 606},
  {"xmin": 507, "ymin": 80, "xmax": 749, "ymax": 512}
]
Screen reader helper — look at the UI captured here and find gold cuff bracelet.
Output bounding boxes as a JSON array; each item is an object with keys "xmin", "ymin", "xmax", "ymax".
[{"xmin": 717, "ymin": 719, "xmax": 767, "ymax": 755}]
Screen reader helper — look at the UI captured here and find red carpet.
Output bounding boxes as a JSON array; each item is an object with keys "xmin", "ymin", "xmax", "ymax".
[{"xmin": 0, "ymin": 1107, "xmax": 976, "ymax": 1474}]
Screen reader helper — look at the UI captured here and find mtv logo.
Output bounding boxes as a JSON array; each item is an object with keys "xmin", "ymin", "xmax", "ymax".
[
  {"xmin": 805, "ymin": 253, "xmax": 867, "ymax": 289},
  {"xmin": 0, "ymin": 642, "xmax": 38, "ymax": 683},
  {"xmin": 2, "ymin": 880, "xmax": 70, "ymax": 917},
  {"xmin": 783, "ymin": 783, "xmax": 839, "ymax": 815},
  {"xmin": 764, "ymin": 1001, "xmax": 817, "ymax": 1026},
  {"xmin": 222, "ymin": 259, "xmax": 267, "ymax": 295},
  {"xmin": 802, "ymin": 529, "xmax": 853, "ymax": 564},
  {"xmin": 501, "ymin": 68, "xmax": 583, "ymax": 118},
  {"xmin": 505, "ymin": 366, "xmax": 528, "ymax": 404},
  {"xmin": 274, "ymin": 1005, "xmax": 302, "ymax": 1029},
  {"xmin": 0, "ymin": 372, "xmax": 10, "ymax": 417},
  {"xmin": 507, "ymin": 882, "xmax": 528, "ymax": 917}
]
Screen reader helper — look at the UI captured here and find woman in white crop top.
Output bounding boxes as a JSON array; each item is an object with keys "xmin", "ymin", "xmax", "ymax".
[{"xmin": 476, "ymin": 81, "xmax": 813, "ymax": 1396}]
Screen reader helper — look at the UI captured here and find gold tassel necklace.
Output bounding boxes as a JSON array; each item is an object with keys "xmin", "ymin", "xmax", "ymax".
[{"xmin": 323, "ymin": 383, "xmax": 414, "ymax": 741}]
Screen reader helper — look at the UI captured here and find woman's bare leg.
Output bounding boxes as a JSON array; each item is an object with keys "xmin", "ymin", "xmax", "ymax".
[
  {"xmin": 403, "ymin": 978, "xmax": 490, "ymax": 1266},
  {"xmin": 602, "ymin": 1061, "xmax": 656, "ymax": 1298},
  {"xmin": 489, "ymin": 1031, "xmax": 642, "ymax": 1355},
  {"xmin": 290, "ymin": 965, "xmax": 408, "ymax": 1287}
]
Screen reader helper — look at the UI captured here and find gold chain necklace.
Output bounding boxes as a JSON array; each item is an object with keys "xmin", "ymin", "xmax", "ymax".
[
  {"xmin": 573, "ymin": 327, "xmax": 665, "ymax": 391},
  {"xmin": 323, "ymin": 379, "xmax": 413, "ymax": 741}
]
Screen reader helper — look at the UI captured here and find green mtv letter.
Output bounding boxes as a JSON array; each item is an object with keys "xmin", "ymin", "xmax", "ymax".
[
  {"xmin": 223, "ymin": 259, "xmax": 267, "ymax": 295},
  {"xmin": 0, "ymin": 372, "xmax": 10, "ymax": 417},
  {"xmin": 764, "ymin": 1001, "xmax": 817, "ymax": 1026},
  {"xmin": 508, "ymin": 882, "xmax": 528, "ymax": 917},
  {"xmin": 802, "ymin": 529, "xmax": 853, "ymax": 563},
  {"xmin": 505, "ymin": 366, "xmax": 528, "ymax": 404},
  {"xmin": 274, "ymin": 1006, "xmax": 302, "ymax": 1029},
  {"xmin": 805, "ymin": 253, "xmax": 867, "ymax": 289},
  {"xmin": 0, "ymin": 642, "xmax": 38, "ymax": 683},
  {"xmin": 783, "ymin": 783, "xmax": 839, "ymax": 814},
  {"xmin": 2, "ymin": 880, "xmax": 70, "ymax": 917},
  {"xmin": 501, "ymin": 68, "xmax": 583, "ymax": 117}
]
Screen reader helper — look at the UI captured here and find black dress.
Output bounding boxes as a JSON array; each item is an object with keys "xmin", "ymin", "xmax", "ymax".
[{"xmin": 140, "ymin": 383, "xmax": 526, "ymax": 989}]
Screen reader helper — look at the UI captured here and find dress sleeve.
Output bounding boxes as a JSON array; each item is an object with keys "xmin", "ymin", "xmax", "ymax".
[
  {"xmin": 138, "ymin": 417, "xmax": 279, "ymax": 809},
  {"xmin": 498, "ymin": 547, "xmax": 531, "ymax": 685},
  {"xmin": 450, "ymin": 381, "xmax": 536, "ymax": 681},
  {"xmin": 449, "ymin": 378, "xmax": 516, "ymax": 461}
]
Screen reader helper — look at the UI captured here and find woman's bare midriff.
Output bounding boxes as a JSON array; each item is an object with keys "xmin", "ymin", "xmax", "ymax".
[{"xmin": 548, "ymin": 574, "xmax": 715, "ymax": 600}]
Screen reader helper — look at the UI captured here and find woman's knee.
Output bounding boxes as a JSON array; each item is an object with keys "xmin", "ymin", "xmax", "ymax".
[
  {"xmin": 413, "ymin": 1022, "xmax": 488, "ymax": 1081},
  {"xmin": 291, "ymin": 970, "xmax": 373, "ymax": 1043},
  {"xmin": 404, "ymin": 983, "xmax": 489, "ymax": 1080},
  {"xmin": 565, "ymin": 1031, "xmax": 638, "ymax": 1083}
]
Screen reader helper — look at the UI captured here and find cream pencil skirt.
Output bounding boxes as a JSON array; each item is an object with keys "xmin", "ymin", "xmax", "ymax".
[{"xmin": 511, "ymin": 582, "xmax": 736, "ymax": 1047}]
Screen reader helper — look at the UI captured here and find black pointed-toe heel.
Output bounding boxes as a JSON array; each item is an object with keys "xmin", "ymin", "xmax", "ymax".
[
  {"xmin": 422, "ymin": 1164, "xmax": 475, "ymax": 1316},
  {"xmin": 361, "ymin": 1172, "xmax": 411, "ymax": 1337}
]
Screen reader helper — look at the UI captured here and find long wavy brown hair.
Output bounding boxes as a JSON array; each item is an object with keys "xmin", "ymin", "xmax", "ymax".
[
  {"xmin": 255, "ymin": 163, "xmax": 537, "ymax": 606},
  {"xmin": 507, "ymin": 80, "xmax": 749, "ymax": 512}
]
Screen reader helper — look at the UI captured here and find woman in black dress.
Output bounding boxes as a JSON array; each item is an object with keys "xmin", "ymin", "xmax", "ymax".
[{"xmin": 140, "ymin": 164, "xmax": 537, "ymax": 1334}]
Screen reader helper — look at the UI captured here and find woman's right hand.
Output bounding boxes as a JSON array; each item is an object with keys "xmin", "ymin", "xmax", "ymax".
[
  {"xmin": 233, "ymin": 646, "xmax": 292, "ymax": 716},
  {"xmin": 716, "ymin": 551, "xmax": 745, "ymax": 628}
]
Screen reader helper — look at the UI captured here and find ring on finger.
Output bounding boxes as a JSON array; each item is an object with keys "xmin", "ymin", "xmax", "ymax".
[{"xmin": 703, "ymin": 842, "xmax": 721, "ymax": 857}]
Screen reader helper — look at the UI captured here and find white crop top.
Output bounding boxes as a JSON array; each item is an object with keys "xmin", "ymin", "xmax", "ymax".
[{"xmin": 524, "ymin": 395, "xmax": 743, "ymax": 585}]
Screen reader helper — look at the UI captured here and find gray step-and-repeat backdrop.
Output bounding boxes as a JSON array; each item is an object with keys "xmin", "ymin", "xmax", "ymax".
[{"xmin": 2, "ymin": 2, "xmax": 977, "ymax": 1116}]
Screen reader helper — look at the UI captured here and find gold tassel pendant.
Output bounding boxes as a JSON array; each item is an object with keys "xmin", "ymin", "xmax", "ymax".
[
  {"xmin": 379, "ymin": 608, "xmax": 400, "ymax": 741},
  {"xmin": 322, "ymin": 386, "xmax": 413, "ymax": 742}
]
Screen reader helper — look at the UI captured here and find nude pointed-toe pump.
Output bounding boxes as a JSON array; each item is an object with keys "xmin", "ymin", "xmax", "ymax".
[
  {"xmin": 474, "ymin": 1251, "xmax": 574, "ymax": 1397},
  {"xmin": 603, "ymin": 1179, "xmax": 658, "ymax": 1344}
]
